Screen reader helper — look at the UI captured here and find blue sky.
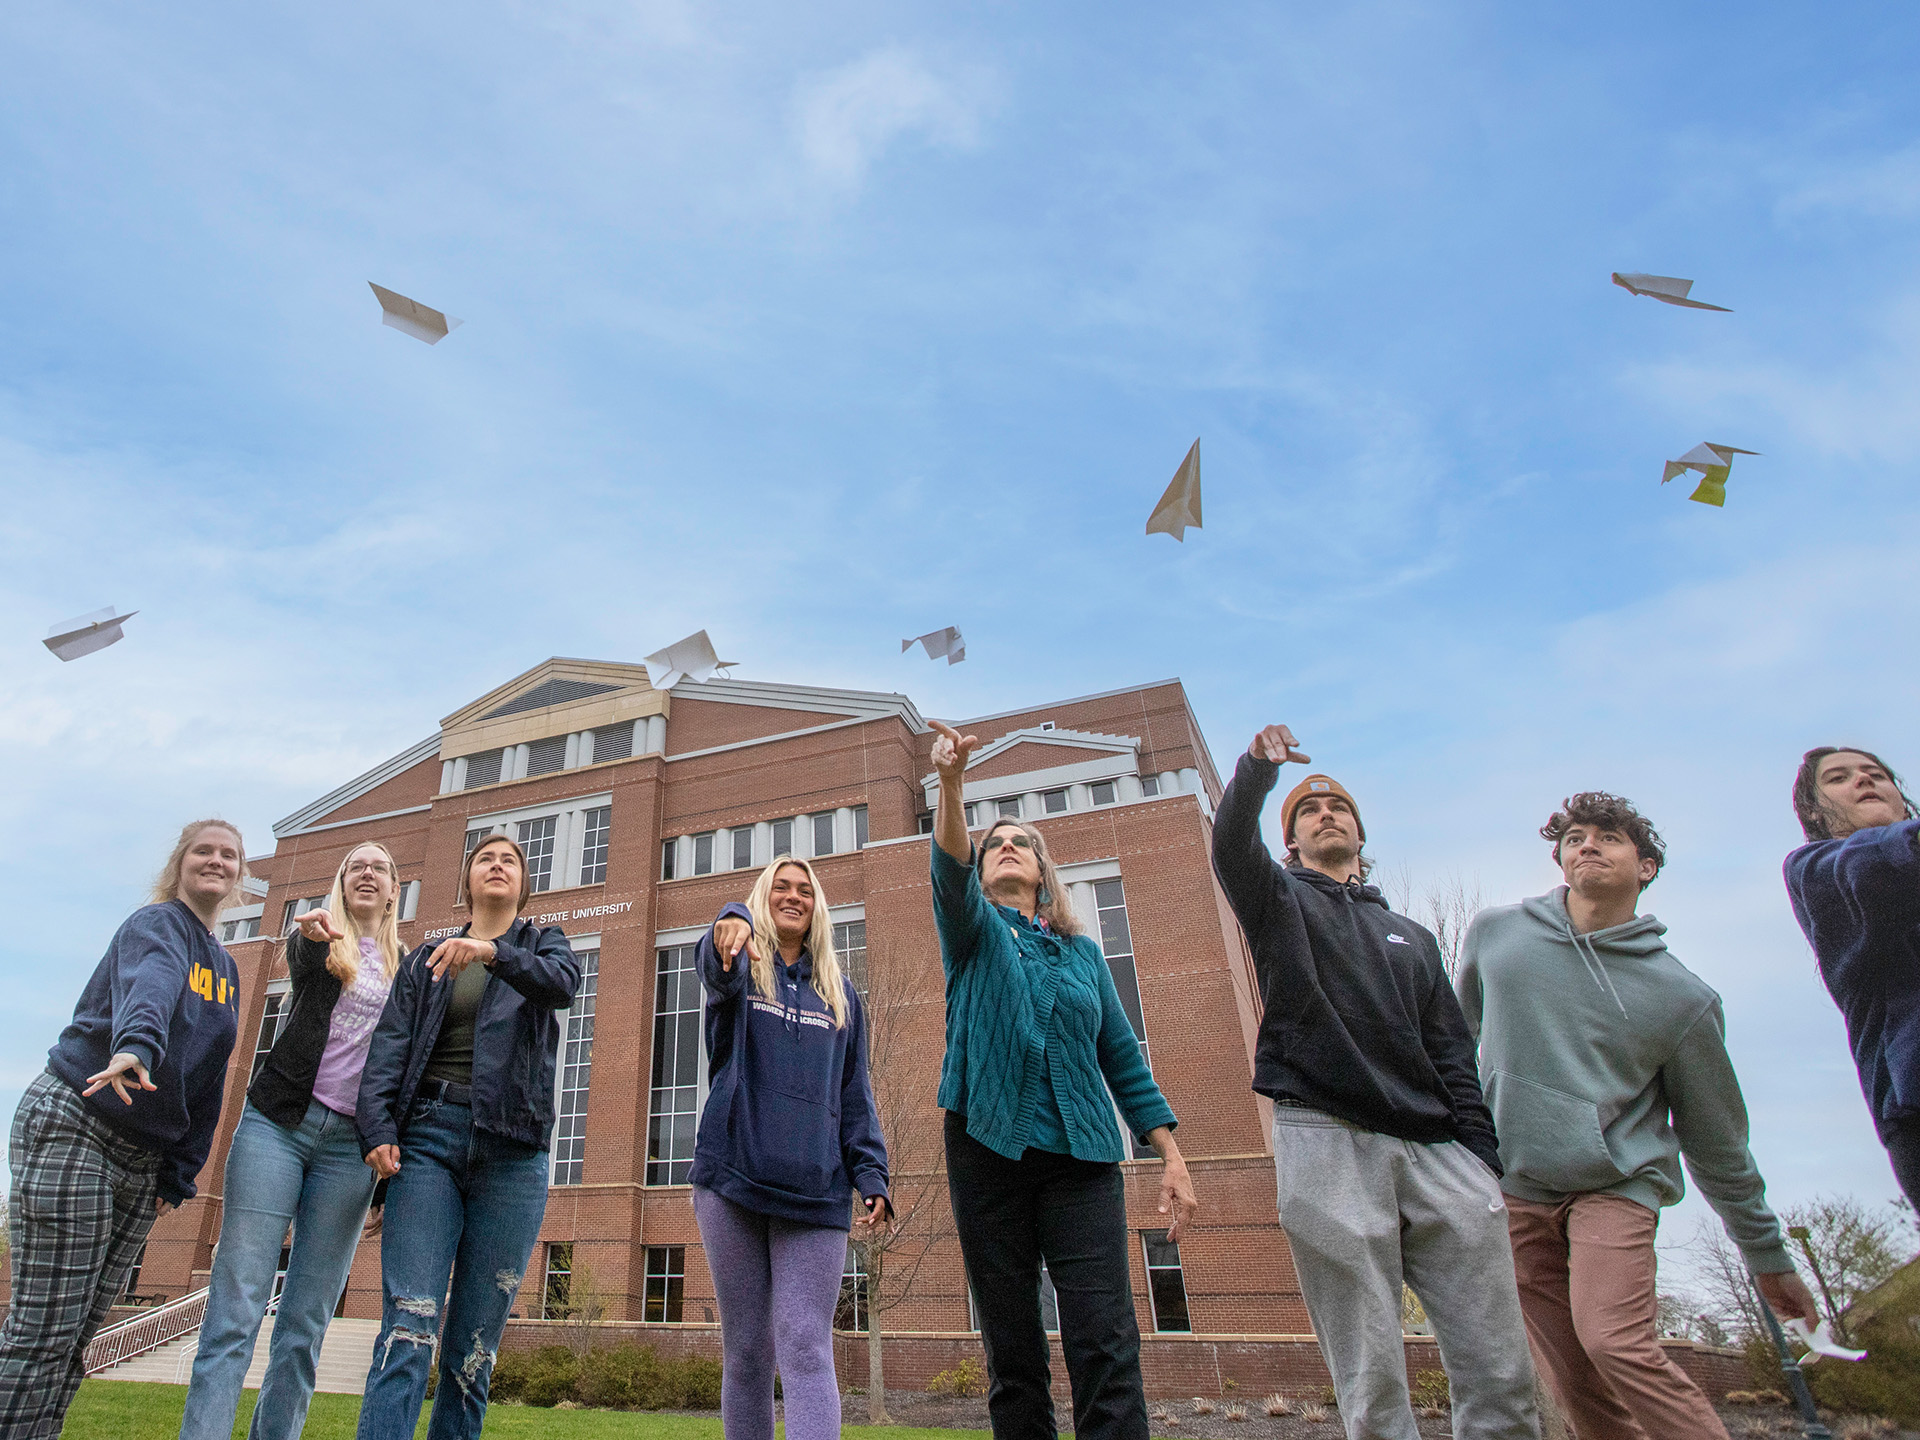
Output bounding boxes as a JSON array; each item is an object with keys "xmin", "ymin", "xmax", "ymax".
[{"xmin": 4, "ymin": 2, "xmax": 1917, "ymax": 1269}]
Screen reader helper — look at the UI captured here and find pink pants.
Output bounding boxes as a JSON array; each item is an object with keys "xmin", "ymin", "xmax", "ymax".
[{"xmin": 1506, "ymin": 1193, "xmax": 1728, "ymax": 1440}]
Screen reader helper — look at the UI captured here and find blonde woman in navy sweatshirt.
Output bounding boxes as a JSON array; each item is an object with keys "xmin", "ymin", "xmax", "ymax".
[{"xmin": 691, "ymin": 856, "xmax": 890, "ymax": 1440}]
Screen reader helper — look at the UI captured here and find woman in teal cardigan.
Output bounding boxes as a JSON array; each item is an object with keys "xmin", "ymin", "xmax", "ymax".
[{"xmin": 929, "ymin": 720, "xmax": 1196, "ymax": 1440}]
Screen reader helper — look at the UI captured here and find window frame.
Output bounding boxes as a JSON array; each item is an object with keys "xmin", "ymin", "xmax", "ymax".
[
  {"xmin": 1141, "ymin": 1228, "xmax": 1193, "ymax": 1332},
  {"xmin": 543, "ymin": 1242, "xmax": 573, "ymax": 1320},
  {"xmin": 644, "ymin": 1245, "xmax": 686, "ymax": 1322},
  {"xmin": 692, "ymin": 832, "xmax": 715, "ymax": 876},
  {"xmin": 645, "ymin": 942, "xmax": 707, "ymax": 1185},
  {"xmin": 731, "ymin": 828, "xmax": 754, "ymax": 871},
  {"xmin": 550, "ymin": 943, "xmax": 600, "ymax": 1186}
]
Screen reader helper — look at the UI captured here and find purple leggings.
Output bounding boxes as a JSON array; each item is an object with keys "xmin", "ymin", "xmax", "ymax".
[{"xmin": 691, "ymin": 1187, "xmax": 848, "ymax": 1440}]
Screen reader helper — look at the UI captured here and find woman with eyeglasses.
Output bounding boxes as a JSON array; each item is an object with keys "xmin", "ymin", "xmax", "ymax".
[
  {"xmin": 927, "ymin": 720, "xmax": 1197, "ymax": 1440},
  {"xmin": 179, "ymin": 842, "xmax": 406, "ymax": 1440}
]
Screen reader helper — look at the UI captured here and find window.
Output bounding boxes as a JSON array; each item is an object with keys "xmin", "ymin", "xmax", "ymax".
[
  {"xmin": 732, "ymin": 828, "xmax": 753, "ymax": 871},
  {"xmin": 661, "ymin": 839, "xmax": 678, "ymax": 881},
  {"xmin": 693, "ymin": 832, "xmax": 714, "ymax": 877},
  {"xmin": 219, "ymin": 915, "xmax": 260, "ymax": 943},
  {"xmin": 854, "ymin": 805, "xmax": 869, "ymax": 849},
  {"xmin": 1043, "ymin": 789, "xmax": 1069, "ymax": 815},
  {"xmin": 251, "ymin": 984, "xmax": 293, "ymax": 1083},
  {"xmin": 551, "ymin": 948, "xmax": 599, "ymax": 1186},
  {"xmin": 917, "ymin": 813, "xmax": 933, "ymax": 835},
  {"xmin": 1093, "ymin": 876, "xmax": 1155, "ymax": 1158},
  {"xmin": 579, "ymin": 807, "xmax": 611, "ymax": 887},
  {"xmin": 543, "ymin": 1243, "xmax": 573, "ymax": 1319},
  {"xmin": 398, "ymin": 880, "xmax": 420, "ymax": 922},
  {"xmin": 280, "ymin": 896, "xmax": 325, "ymax": 935},
  {"xmin": 121, "ymin": 1243, "xmax": 148, "ymax": 1301},
  {"xmin": 1140, "ymin": 774, "xmax": 1161, "ymax": 797},
  {"xmin": 1090, "ymin": 780, "xmax": 1117, "ymax": 806},
  {"xmin": 1142, "ymin": 1230, "xmax": 1192, "ymax": 1332},
  {"xmin": 527, "ymin": 734, "xmax": 568, "ymax": 778},
  {"xmin": 645, "ymin": 1246, "xmax": 685, "ymax": 1322},
  {"xmin": 772, "ymin": 818, "xmax": 794, "ymax": 857},
  {"xmin": 833, "ymin": 919, "xmax": 868, "ymax": 997},
  {"xmin": 460, "ymin": 829, "xmax": 492, "ymax": 899},
  {"xmin": 464, "ymin": 749, "xmax": 503, "ymax": 788},
  {"xmin": 996, "ymin": 797, "xmax": 1021, "ymax": 820},
  {"xmin": 647, "ymin": 945, "xmax": 702, "ymax": 1185},
  {"xmin": 963, "ymin": 802, "xmax": 979, "ymax": 828},
  {"xmin": 811, "ymin": 812, "xmax": 835, "ymax": 857},
  {"xmin": 518, "ymin": 815, "xmax": 558, "ymax": 893},
  {"xmin": 836, "ymin": 1244, "xmax": 868, "ymax": 1332}
]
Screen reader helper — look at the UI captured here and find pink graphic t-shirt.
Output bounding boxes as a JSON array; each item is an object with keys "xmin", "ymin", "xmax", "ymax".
[{"xmin": 311, "ymin": 938, "xmax": 394, "ymax": 1116}]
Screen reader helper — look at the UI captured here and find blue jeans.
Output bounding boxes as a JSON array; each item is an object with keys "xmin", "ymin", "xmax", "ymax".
[
  {"xmin": 355, "ymin": 1098, "xmax": 550, "ymax": 1440},
  {"xmin": 180, "ymin": 1100, "xmax": 376, "ymax": 1440}
]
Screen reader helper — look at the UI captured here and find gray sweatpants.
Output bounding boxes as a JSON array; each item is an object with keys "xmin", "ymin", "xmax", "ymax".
[{"xmin": 1272, "ymin": 1107, "xmax": 1538, "ymax": 1440}]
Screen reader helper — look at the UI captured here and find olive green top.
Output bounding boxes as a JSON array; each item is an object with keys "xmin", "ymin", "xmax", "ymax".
[{"xmin": 423, "ymin": 962, "xmax": 490, "ymax": 1086}]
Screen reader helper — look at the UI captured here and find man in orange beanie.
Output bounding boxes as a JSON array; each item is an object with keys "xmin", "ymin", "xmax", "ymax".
[{"xmin": 1213, "ymin": 724, "xmax": 1538, "ymax": 1440}]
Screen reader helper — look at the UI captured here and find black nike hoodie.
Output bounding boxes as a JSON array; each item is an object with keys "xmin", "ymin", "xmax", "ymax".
[{"xmin": 1212, "ymin": 751, "xmax": 1501, "ymax": 1172}]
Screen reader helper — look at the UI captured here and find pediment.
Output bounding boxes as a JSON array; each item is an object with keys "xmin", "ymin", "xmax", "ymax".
[{"xmin": 440, "ymin": 658, "xmax": 667, "ymax": 760}]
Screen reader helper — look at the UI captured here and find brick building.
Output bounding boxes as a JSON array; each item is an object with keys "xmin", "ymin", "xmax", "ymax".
[{"xmin": 135, "ymin": 658, "xmax": 1329, "ymax": 1384}]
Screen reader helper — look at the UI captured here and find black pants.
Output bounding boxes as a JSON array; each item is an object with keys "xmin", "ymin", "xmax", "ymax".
[
  {"xmin": 945, "ymin": 1111, "xmax": 1147, "ymax": 1440},
  {"xmin": 1886, "ymin": 1119, "xmax": 1920, "ymax": 1211}
]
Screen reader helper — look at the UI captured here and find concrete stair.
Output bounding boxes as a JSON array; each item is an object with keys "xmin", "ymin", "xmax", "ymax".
[{"xmin": 91, "ymin": 1316, "xmax": 381, "ymax": 1393}]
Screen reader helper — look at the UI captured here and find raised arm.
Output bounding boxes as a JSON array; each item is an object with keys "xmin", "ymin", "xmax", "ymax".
[
  {"xmin": 697, "ymin": 903, "xmax": 756, "ymax": 1001},
  {"xmin": 930, "ymin": 720, "xmax": 977, "ymax": 865},
  {"xmin": 1211, "ymin": 725, "xmax": 1312, "ymax": 934},
  {"xmin": 928, "ymin": 719, "xmax": 994, "ymax": 971}
]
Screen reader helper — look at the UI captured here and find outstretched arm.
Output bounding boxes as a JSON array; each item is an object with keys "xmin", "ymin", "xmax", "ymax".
[
  {"xmin": 930, "ymin": 720, "xmax": 978, "ymax": 865},
  {"xmin": 1211, "ymin": 725, "xmax": 1312, "ymax": 935}
]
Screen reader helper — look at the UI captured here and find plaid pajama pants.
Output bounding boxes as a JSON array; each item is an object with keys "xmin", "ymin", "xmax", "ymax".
[{"xmin": 0, "ymin": 1070, "xmax": 163, "ymax": 1439}]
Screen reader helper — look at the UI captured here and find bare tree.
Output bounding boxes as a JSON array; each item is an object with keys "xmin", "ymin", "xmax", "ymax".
[
  {"xmin": 550, "ymin": 1250, "xmax": 610, "ymax": 1361},
  {"xmin": 848, "ymin": 935, "xmax": 953, "ymax": 1425},
  {"xmin": 1374, "ymin": 866, "xmax": 1488, "ymax": 981}
]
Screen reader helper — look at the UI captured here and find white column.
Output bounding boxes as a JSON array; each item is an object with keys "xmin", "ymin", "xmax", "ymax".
[
  {"xmin": 1023, "ymin": 791, "xmax": 1044, "ymax": 818},
  {"xmin": 646, "ymin": 715, "xmax": 667, "ymax": 755},
  {"xmin": 563, "ymin": 734, "xmax": 580, "ymax": 770},
  {"xmin": 440, "ymin": 759, "xmax": 457, "ymax": 793},
  {"xmin": 580, "ymin": 731, "xmax": 597, "ymax": 767},
  {"xmin": 1161, "ymin": 770, "xmax": 1179, "ymax": 795},
  {"xmin": 834, "ymin": 807, "xmax": 855, "ymax": 853},
  {"xmin": 1067, "ymin": 783, "xmax": 1091, "ymax": 810},
  {"xmin": 1117, "ymin": 775, "xmax": 1144, "ymax": 803},
  {"xmin": 754, "ymin": 821, "xmax": 773, "ymax": 867},
  {"xmin": 451, "ymin": 756, "xmax": 469, "ymax": 791}
]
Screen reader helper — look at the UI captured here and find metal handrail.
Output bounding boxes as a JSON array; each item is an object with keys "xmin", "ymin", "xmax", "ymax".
[{"xmin": 84, "ymin": 1286, "xmax": 211, "ymax": 1375}]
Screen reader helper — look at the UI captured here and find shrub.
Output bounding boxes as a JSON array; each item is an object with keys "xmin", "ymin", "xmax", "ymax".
[
  {"xmin": 1191, "ymin": 1397, "xmax": 1216, "ymax": 1415},
  {"xmin": 927, "ymin": 1356, "xmax": 986, "ymax": 1398},
  {"xmin": 1410, "ymin": 1370, "xmax": 1451, "ymax": 1410},
  {"xmin": 1803, "ymin": 1296, "xmax": 1920, "ymax": 1428},
  {"xmin": 1263, "ymin": 1393, "xmax": 1293, "ymax": 1416},
  {"xmin": 490, "ymin": 1342, "xmax": 719, "ymax": 1410}
]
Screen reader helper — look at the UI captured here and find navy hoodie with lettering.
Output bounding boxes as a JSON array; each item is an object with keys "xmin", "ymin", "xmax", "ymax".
[
  {"xmin": 690, "ymin": 904, "xmax": 889, "ymax": 1228},
  {"xmin": 47, "ymin": 899, "xmax": 241, "ymax": 1204}
]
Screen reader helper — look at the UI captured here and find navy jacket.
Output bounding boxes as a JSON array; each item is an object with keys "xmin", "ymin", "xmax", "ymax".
[
  {"xmin": 691, "ymin": 904, "xmax": 889, "ymax": 1228},
  {"xmin": 48, "ymin": 900, "xmax": 240, "ymax": 1205},
  {"xmin": 356, "ymin": 918, "xmax": 580, "ymax": 1155},
  {"xmin": 1213, "ymin": 751, "xmax": 1501, "ymax": 1172},
  {"xmin": 1785, "ymin": 819, "xmax": 1920, "ymax": 1139},
  {"xmin": 249, "ymin": 933, "xmax": 352, "ymax": 1128}
]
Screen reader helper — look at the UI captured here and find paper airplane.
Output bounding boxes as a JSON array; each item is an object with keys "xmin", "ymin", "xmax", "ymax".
[
  {"xmin": 1611, "ymin": 273, "xmax": 1731, "ymax": 312},
  {"xmin": 44, "ymin": 606, "xmax": 137, "ymax": 662},
  {"xmin": 1661, "ymin": 442, "xmax": 1759, "ymax": 507},
  {"xmin": 1146, "ymin": 439, "xmax": 1202, "ymax": 542},
  {"xmin": 1785, "ymin": 1318, "xmax": 1866, "ymax": 1364},
  {"xmin": 369, "ymin": 283, "xmax": 463, "ymax": 344},
  {"xmin": 644, "ymin": 630, "xmax": 736, "ymax": 689},
  {"xmin": 902, "ymin": 627, "xmax": 966, "ymax": 665}
]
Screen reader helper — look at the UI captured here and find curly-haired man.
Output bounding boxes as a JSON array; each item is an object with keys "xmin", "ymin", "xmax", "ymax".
[{"xmin": 1456, "ymin": 793, "xmax": 1818, "ymax": 1440}]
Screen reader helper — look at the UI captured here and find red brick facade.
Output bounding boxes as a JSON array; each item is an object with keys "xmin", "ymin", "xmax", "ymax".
[{"xmin": 136, "ymin": 664, "xmax": 1315, "ymax": 1371}]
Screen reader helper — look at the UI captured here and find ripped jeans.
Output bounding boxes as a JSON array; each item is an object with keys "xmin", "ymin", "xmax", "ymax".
[{"xmin": 354, "ymin": 1097, "xmax": 549, "ymax": 1440}]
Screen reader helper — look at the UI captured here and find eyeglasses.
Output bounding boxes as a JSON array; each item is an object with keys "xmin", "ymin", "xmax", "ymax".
[
  {"xmin": 344, "ymin": 860, "xmax": 393, "ymax": 877},
  {"xmin": 982, "ymin": 833, "xmax": 1034, "ymax": 852}
]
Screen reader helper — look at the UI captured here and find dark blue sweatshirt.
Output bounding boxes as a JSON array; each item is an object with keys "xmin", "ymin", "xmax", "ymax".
[
  {"xmin": 48, "ymin": 900, "xmax": 241, "ymax": 1205},
  {"xmin": 1785, "ymin": 819, "xmax": 1920, "ymax": 1140},
  {"xmin": 691, "ymin": 904, "xmax": 889, "ymax": 1228}
]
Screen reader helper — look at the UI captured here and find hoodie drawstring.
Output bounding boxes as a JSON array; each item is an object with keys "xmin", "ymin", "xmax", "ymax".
[{"xmin": 1565, "ymin": 923, "xmax": 1630, "ymax": 1019}]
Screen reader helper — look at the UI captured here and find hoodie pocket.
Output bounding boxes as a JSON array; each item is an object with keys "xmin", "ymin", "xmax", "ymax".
[{"xmin": 1484, "ymin": 1070, "xmax": 1622, "ymax": 1192}]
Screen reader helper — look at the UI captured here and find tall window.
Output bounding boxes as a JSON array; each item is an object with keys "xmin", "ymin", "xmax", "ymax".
[
  {"xmin": 579, "ymin": 807, "xmax": 611, "ymax": 886},
  {"xmin": 542, "ymin": 1243, "xmax": 573, "ymax": 1319},
  {"xmin": 812, "ymin": 812, "xmax": 835, "ymax": 857},
  {"xmin": 836, "ymin": 1244, "xmax": 868, "ymax": 1332},
  {"xmin": 251, "ymin": 985, "xmax": 292, "ymax": 1082},
  {"xmin": 731, "ymin": 829, "xmax": 753, "ymax": 871},
  {"xmin": 645, "ymin": 1246, "xmax": 685, "ymax": 1322},
  {"xmin": 854, "ymin": 805, "xmax": 869, "ymax": 849},
  {"xmin": 693, "ymin": 833, "xmax": 715, "ymax": 876},
  {"xmin": 551, "ymin": 949, "xmax": 599, "ymax": 1185},
  {"xmin": 518, "ymin": 815, "xmax": 558, "ymax": 893},
  {"xmin": 647, "ymin": 945, "xmax": 702, "ymax": 1185},
  {"xmin": 1142, "ymin": 1230, "xmax": 1192, "ymax": 1332},
  {"xmin": 398, "ymin": 880, "xmax": 420, "ymax": 922},
  {"xmin": 1094, "ymin": 877, "xmax": 1155, "ymax": 1157},
  {"xmin": 833, "ymin": 920, "xmax": 868, "ymax": 997},
  {"xmin": 280, "ymin": 896, "xmax": 325, "ymax": 935},
  {"xmin": 772, "ymin": 818, "xmax": 794, "ymax": 857},
  {"xmin": 661, "ymin": 839, "xmax": 678, "ymax": 881},
  {"xmin": 460, "ymin": 829, "xmax": 491, "ymax": 900}
]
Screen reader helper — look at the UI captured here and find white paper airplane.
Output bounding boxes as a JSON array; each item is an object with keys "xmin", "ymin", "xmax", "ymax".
[
  {"xmin": 1785, "ymin": 1318, "xmax": 1866, "ymax": 1364},
  {"xmin": 1146, "ymin": 439, "xmax": 1202, "ymax": 541},
  {"xmin": 1611, "ymin": 272, "xmax": 1731, "ymax": 312},
  {"xmin": 644, "ymin": 630, "xmax": 736, "ymax": 689},
  {"xmin": 902, "ymin": 627, "xmax": 966, "ymax": 665},
  {"xmin": 1661, "ymin": 441, "xmax": 1759, "ymax": 507},
  {"xmin": 369, "ymin": 283, "xmax": 463, "ymax": 344},
  {"xmin": 44, "ymin": 606, "xmax": 137, "ymax": 662}
]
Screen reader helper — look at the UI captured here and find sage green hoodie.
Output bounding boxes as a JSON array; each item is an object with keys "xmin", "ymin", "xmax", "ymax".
[{"xmin": 1456, "ymin": 889, "xmax": 1791, "ymax": 1274}]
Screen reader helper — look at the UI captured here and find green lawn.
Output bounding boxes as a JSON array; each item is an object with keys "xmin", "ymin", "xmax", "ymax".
[{"xmin": 66, "ymin": 1380, "xmax": 985, "ymax": 1440}]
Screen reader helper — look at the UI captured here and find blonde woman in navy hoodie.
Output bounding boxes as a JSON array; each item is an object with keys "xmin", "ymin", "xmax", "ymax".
[{"xmin": 691, "ymin": 856, "xmax": 891, "ymax": 1440}]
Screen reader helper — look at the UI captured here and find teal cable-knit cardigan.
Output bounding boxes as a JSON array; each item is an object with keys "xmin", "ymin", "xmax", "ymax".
[{"xmin": 932, "ymin": 842, "xmax": 1176, "ymax": 1162}]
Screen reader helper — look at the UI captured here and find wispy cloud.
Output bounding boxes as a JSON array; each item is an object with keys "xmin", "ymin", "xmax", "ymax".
[{"xmin": 793, "ymin": 46, "xmax": 990, "ymax": 188}]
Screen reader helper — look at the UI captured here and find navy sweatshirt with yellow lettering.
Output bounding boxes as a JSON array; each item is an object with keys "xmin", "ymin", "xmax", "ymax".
[{"xmin": 48, "ymin": 899, "xmax": 240, "ymax": 1204}]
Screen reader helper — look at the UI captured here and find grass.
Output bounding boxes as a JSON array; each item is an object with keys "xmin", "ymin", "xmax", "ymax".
[{"xmin": 66, "ymin": 1380, "xmax": 988, "ymax": 1439}]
